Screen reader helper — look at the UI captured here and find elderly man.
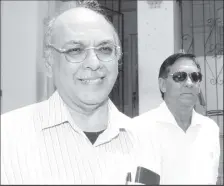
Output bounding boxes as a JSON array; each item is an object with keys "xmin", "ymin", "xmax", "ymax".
[
  {"xmin": 133, "ymin": 53, "xmax": 220, "ymax": 184},
  {"xmin": 1, "ymin": 1, "xmax": 159, "ymax": 185}
]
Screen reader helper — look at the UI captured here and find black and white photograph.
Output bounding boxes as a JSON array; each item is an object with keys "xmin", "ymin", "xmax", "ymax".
[{"xmin": 1, "ymin": 0, "xmax": 223, "ymax": 184}]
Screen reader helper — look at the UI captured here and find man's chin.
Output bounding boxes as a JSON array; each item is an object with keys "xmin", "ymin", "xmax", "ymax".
[
  {"xmin": 179, "ymin": 99, "xmax": 196, "ymax": 108},
  {"xmin": 79, "ymin": 95, "xmax": 109, "ymax": 106}
]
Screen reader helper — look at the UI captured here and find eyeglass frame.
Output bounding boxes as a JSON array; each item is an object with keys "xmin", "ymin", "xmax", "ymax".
[{"xmin": 46, "ymin": 43, "xmax": 121, "ymax": 63}]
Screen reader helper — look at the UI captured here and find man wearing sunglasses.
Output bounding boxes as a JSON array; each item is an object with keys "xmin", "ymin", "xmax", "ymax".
[{"xmin": 132, "ymin": 53, "xmax": 220, "ymax": 184}]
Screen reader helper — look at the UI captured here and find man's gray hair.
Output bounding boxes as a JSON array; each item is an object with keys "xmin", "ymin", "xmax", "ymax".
[{"xmin": 43, "ymin": 0, "xmax": 122, "ymax": 65}]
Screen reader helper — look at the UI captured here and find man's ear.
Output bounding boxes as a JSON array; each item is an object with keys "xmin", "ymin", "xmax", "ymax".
[
  {"xmin": 44, "ymin": 49, "xmax": 54, "ymax": 78},
  {"xmin": 158, "ymin": 77, "xmax": 166, "ymax": 93},
  {"xmin": 45, "ymin": 61, "xmax": 53, "ymax": 78}
]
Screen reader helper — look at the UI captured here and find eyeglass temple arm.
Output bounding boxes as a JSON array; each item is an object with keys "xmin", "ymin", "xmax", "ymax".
[{"xmin": 47, "ymin": 44, "xmax": 67, "ymax": 53}]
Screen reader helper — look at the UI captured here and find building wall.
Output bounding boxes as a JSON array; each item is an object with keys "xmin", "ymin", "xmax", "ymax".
[
  {"xmin": 137, "ymin": 1, "xmax": 180, "ymax": 114},
  {"xmin": 181, "ymin": 1, "xmax": 223, "ymax": 183},
  {"xmin": 1, "ymin": 1, "xmax": 50, "ymax": 114},
  {"xmin": 1, "ymin": 1, "xmax": 45, "ymax": 114}
]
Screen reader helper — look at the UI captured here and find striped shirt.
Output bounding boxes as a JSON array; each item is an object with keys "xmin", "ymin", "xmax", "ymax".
[{"xmin": 1, "ymin": 91, "xmax": 147, "ymax": 184}]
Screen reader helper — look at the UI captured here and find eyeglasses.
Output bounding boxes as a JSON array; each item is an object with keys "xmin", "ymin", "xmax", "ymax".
[
  {"xmin": 47, "ymin": 43, "xmax": 120, "ymax": 63},
  {"xmin": 168, "ymin": 71, "xmax": 202, "ymax": 83}
]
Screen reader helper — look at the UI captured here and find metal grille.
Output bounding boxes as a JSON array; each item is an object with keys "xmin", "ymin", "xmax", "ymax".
[{"xmin": 180, "ymin": 0, "xmax": 223, "ymax": 184}]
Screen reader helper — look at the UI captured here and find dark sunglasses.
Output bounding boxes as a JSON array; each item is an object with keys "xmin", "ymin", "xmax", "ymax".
[{"xmin": 169, "ymin": 71, "xmax": 202, "ymax": 83}]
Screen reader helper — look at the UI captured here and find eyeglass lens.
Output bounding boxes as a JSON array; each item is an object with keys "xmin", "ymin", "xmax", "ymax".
[
  {"xmin": 64, "ymin": 44, "xmax": 116, "ymax": 63},
  {"xmin": 172, "ymin": 72, "xmax": 202, "ymax": 83}
]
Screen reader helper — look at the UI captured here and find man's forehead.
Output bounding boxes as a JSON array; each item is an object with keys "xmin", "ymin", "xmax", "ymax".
[
  {"xmin": 54, "ymin": 7, "xmax": 106, "ymax": 27},
  {"xmin": 171, "ymin": 58, "xmax": 198, "ymax": 71},
  {"xmin": 52, "ymin": 26, "xmax": 115, "ymax": 46},
  {"xmin": 52, "ymin": 8, "xmax": 114, "ymax": 45},
  {"xmin": 175, "ymin": 57, "xmax": 196, "ymax": 66}
]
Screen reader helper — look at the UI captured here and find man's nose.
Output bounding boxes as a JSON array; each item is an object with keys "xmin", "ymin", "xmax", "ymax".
[
  {"xmin": 185, "ymin": 75, "xmax": 194, "ymax": 87},
  {"xmin": 82, "ymin": 49, "xmax": 101, "ymax": 71}
]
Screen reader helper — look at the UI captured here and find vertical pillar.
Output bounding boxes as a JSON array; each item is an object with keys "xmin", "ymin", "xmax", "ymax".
[{"xmin": 137, "ymin": 0, "xmax": 181, "ymax": 114}]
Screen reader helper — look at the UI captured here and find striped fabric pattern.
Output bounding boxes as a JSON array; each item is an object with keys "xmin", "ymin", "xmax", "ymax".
[{"xmin": 1, "ymin": 91, "xmax": 140, "ymax": 184}]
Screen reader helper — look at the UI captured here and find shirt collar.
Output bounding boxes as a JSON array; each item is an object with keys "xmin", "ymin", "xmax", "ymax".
[
  {"xmin": 158, "ymin": 101, "xmax": 202, "ymax": 127},
  {"xmin": 157, "ymin": 102, "xmax": 177, "ymax": 125},
  {"xmin": 40, "ymin": 91, "xmax": 129, "ymax": 146},
  {"xmin": 191, "ymin": 109, "xmax": 203, "ymax": 127},
  {"xmin": 94, "ymin": 100, "xmax": 130, "ymax": 146},
  {"xmin": 40, "ymin": 91, "xmax": 69, "ymax": 130}
]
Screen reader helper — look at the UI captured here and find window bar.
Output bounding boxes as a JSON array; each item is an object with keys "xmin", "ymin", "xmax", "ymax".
[
  {"xmin": 203, "ymin": 0, "xmax": 208, "ymax": 114},
  {"xmin": 191, "ymin": 1, "xmax": 195, "ymax": 54},
  {"xmin": 213, "ymin": 0, "xmax": 220, "ymax": 125}
]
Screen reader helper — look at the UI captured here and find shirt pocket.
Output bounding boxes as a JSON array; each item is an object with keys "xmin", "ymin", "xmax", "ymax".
[{"xmin": 190, "ymin": 143, "xmax": 215, "ymax": 183}]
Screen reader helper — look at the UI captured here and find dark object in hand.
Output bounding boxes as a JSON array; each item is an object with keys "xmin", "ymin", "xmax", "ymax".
[{"xmin": 135, "ymin": 166, "xmax": 160, "ymax": 185}]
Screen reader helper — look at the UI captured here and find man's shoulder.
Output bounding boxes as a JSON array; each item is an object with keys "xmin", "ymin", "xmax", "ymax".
[
  {"xmin": 126, "ymin": 109, "xmax": 161, "ymax": 141},
  {"xmin": 1, "ymin": 100, "xmax": 47, "ymax": 130},
  {"xmin": 119, "ymin": 111, "xmax": 132, "ymax": 122},
  {"xmin": 195, "ymin": 111, "xmax": 219, "ymax": 132},
  {"xmin": 109, "ymin": 100, "xmax": 132, "ymax": 127},
  {"xmin": 135, "ymin": 108, "xmax": 159, "ymax": 120},
  {"xmin": 115, "ymin": 110, "xmax": 133, "ymax": 130},
  {"xmin": 131, "ymin": 106, "xmax": 161, "ymax": 129}
]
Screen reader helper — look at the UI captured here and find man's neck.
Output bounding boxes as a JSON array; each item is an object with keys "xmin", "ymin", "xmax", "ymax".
[
  {"xmin": 66, "ymin": 99, "xmax": 109, "ymax": 132},
  {"xmin": 165, "ymin": 100, "xmax": 193, "ymax": 132}
]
